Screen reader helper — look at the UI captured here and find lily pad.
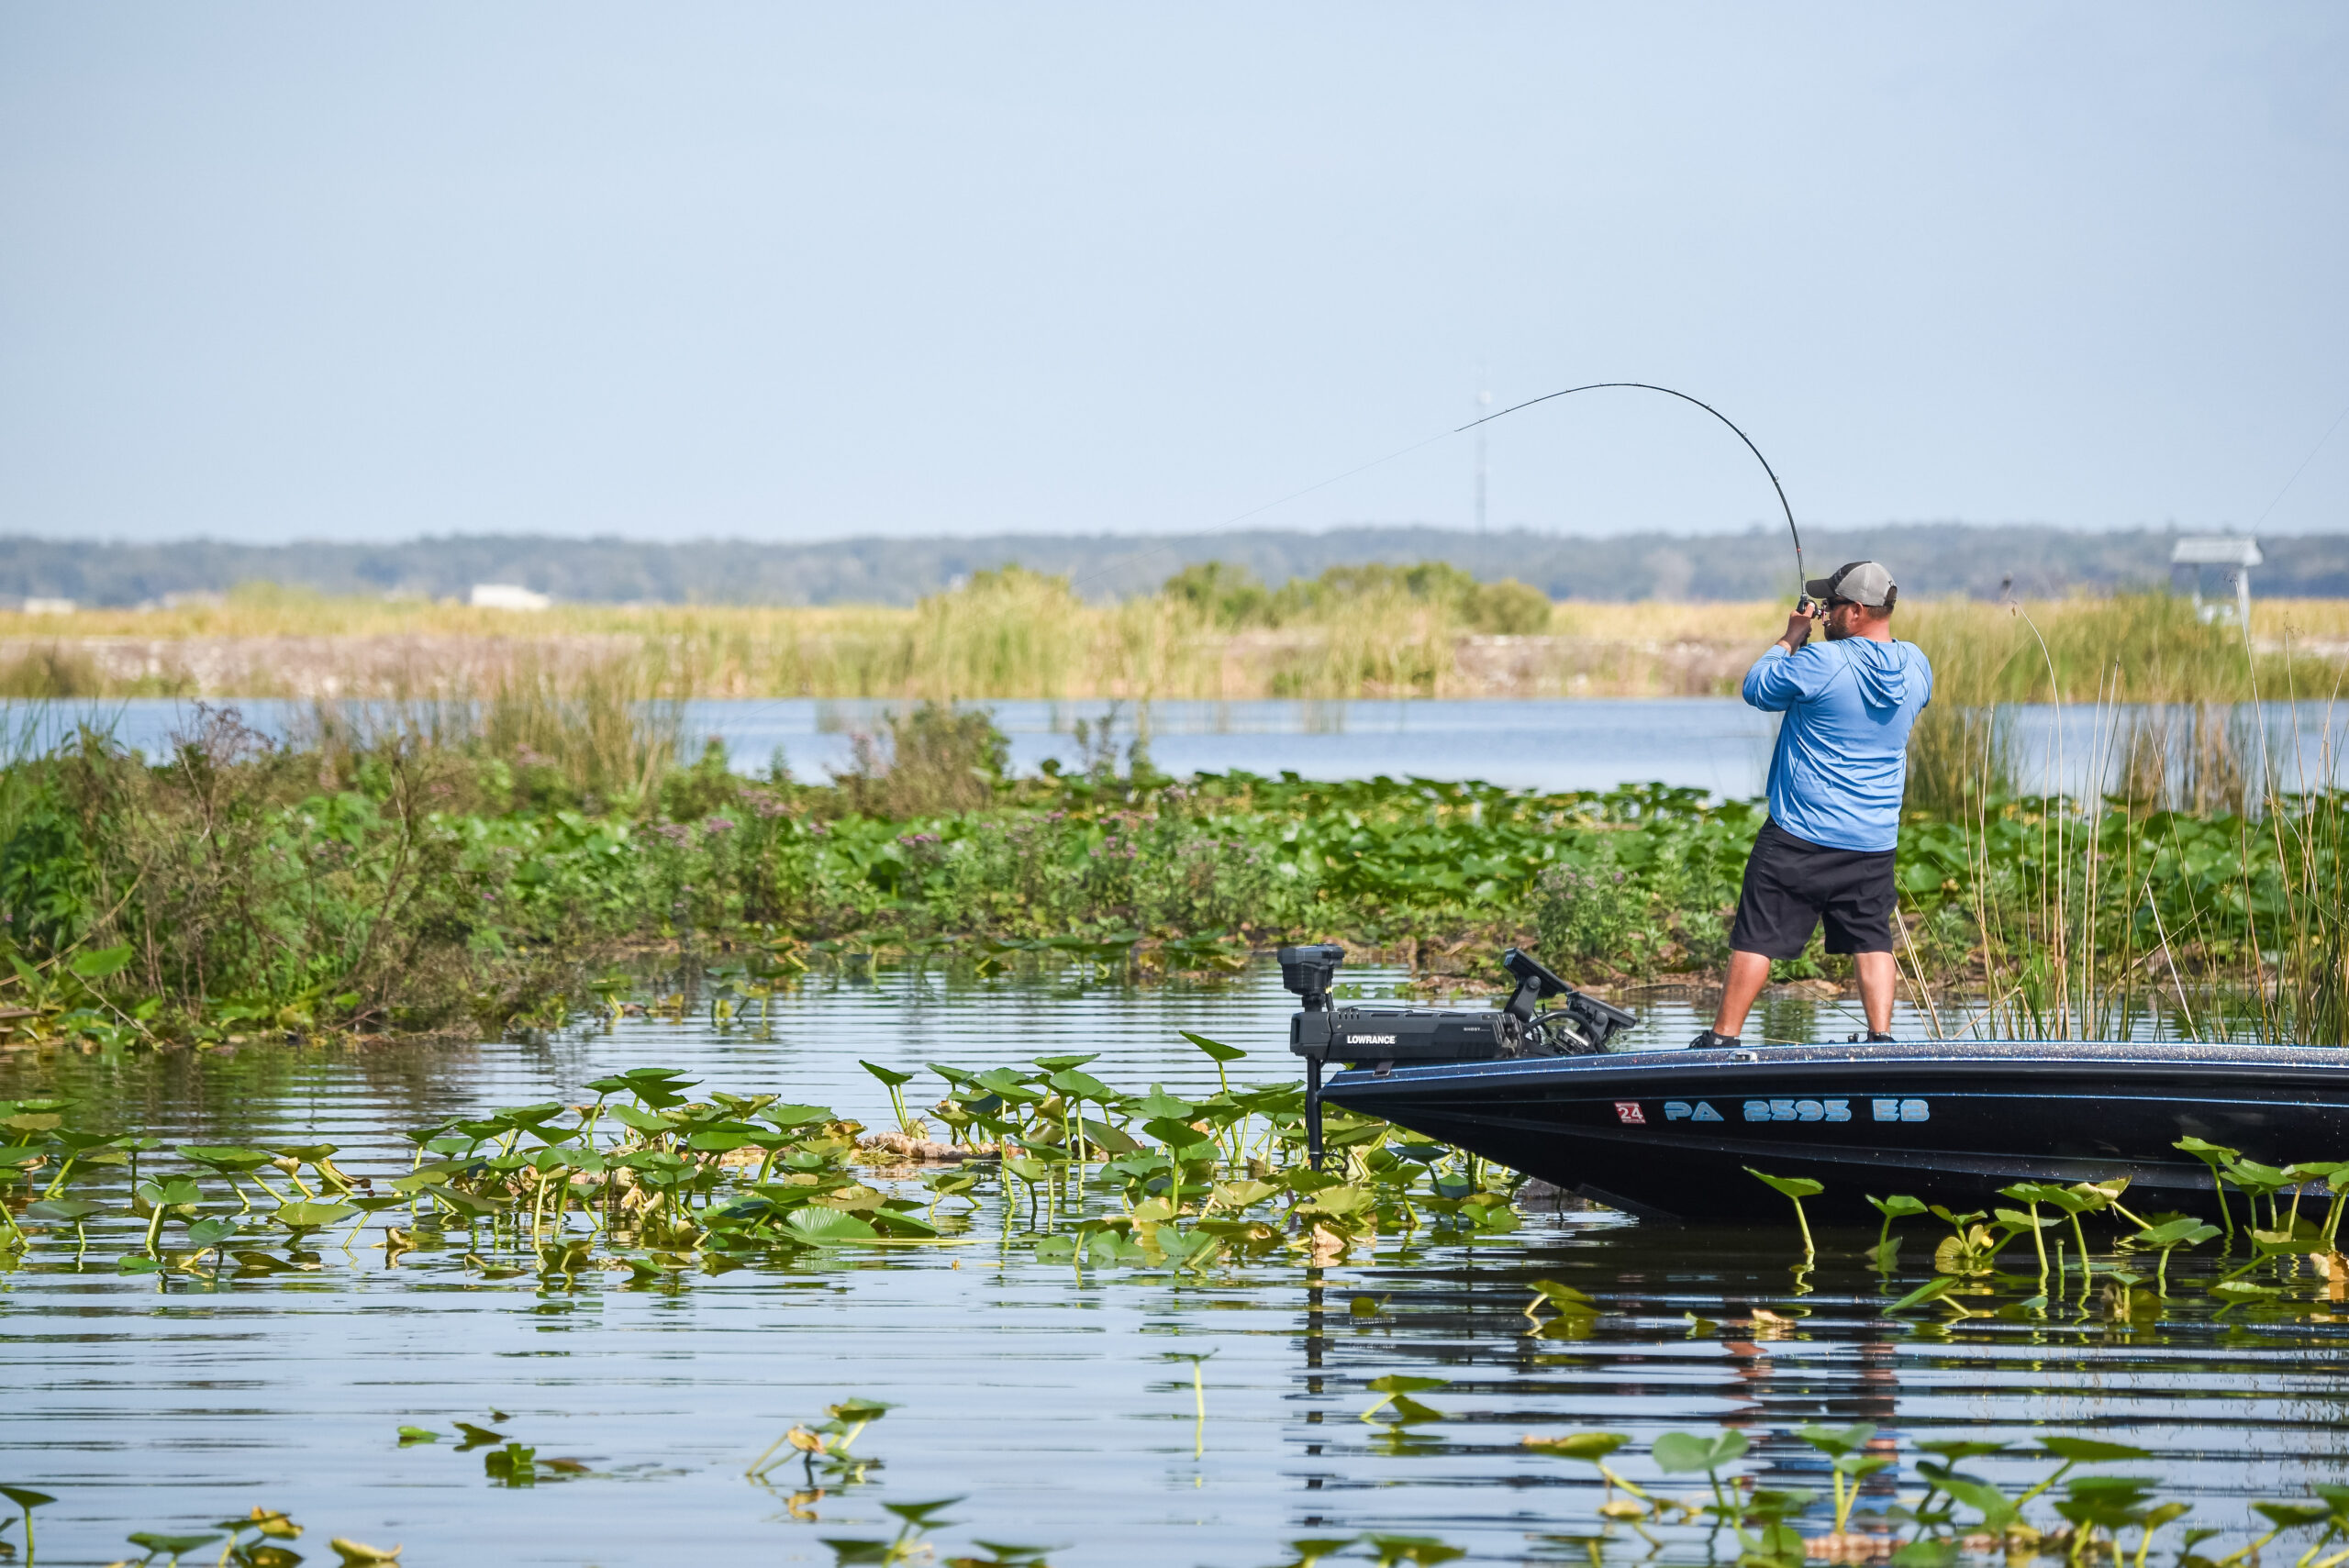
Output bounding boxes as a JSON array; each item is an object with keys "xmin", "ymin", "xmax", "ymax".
[
  {"xmin": 1181, "ymin": 1030, "xmax": 1246, "ymax": 1062},
  {"xmin": 784, "ymin": 1207, "xmax": 880, "ymax": 1244},
  {"xmin": 1652, "ymin": 1429, "xmax": 1750, "ymax": 1473},
  {"xmin": 186, "ymin": 1216, "xmax": 243, "ymax": 1249},
  {"xmin": 128, "ymin": 1531, "xmax": 225, "ymax": 1556},
  {"xmin": 177, "ymin": 1145, "xmax": 277, "ymax": 1173},
  {"xmin": 1524, "ymin": 1431, "xmax": 1629, "ymax": 1461}
]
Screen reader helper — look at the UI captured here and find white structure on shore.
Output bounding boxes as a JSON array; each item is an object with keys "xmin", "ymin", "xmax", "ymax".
[
  {"xmin": 2169, "ymin": 535, "xmax": 2261, "ymax": 625},
  {"xmin": 469, "ymin": 584, "xmax": 553, "ymax": 611}
]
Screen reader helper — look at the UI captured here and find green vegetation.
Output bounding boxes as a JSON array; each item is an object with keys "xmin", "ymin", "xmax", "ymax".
[
  {"xmin": 1162, "ymin": 560, "xmax": 1553, "ymax": 634},
  {"xmin": 0, "ymin": 1047, "xmax": 1501, "ymax": 1284},
  {"xmin": 28, "ymin": 1408, "xmax": 2349, "ymax": 1568},
  {"xmin": 9, "ymin": 573, "xmax": 2349, "ymax": 1564},
  {"xmin": 33, "ymin": 1421, "xmax": 2349, "ymax": 1568},
  {"xmin": 0, "ymin": 673, "xmax": 2341, "ymax": 1043}
]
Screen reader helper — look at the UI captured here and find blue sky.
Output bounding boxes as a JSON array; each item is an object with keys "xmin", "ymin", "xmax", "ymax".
[{"xmin": 2, "ymin": 4, "xmax": 2343, "ymax": 543}]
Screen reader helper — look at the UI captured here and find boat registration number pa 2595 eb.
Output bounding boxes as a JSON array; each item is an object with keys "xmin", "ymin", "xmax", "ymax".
[{"xmin": 1651, "ymin": 1097, "xmax": 1932, "ymax": 1125}]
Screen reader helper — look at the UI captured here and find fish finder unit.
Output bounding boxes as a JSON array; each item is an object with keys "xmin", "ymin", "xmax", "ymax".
[{"xmin": 1281, "ymin": 943, "xmax": 1637, "ymax": 1165}]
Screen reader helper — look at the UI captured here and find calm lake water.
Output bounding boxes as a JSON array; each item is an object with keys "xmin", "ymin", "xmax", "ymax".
[
  {"xmin": 14, "ymin": 695, "xmax": 2348, "ymax": 796},
  {"xmin": 6, "ymin": 962, "xmax": 2346, "ymax": 1566}
]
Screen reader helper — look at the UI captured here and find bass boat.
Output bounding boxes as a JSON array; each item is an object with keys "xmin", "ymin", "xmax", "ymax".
[{"xmin": 1282, "ymin": 944, "xmax": 2349, "ymax": 1222}]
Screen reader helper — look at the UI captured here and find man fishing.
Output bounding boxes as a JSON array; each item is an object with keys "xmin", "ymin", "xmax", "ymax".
[{"xmin": 1690, "ymin": 561, "xmax": 1932, "ymax": 1050}]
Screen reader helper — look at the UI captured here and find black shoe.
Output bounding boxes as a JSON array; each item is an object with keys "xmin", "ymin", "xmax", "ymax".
[
  {"xmin": 1689, "ymin": 1029, "xmax": 1742, "ymax": 1050},
  {"xmin": 1848, "ymin": 1031, "xmax": 1898, "ymax": 1044}
]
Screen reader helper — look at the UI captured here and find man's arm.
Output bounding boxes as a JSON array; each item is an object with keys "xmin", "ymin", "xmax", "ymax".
[{"xmin": 1742, "ymin": 607, "xmax": 1820, "ymax": 711}]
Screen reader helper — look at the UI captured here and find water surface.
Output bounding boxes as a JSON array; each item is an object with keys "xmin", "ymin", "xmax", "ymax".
[
  {"xmin": 11, "ymin": 695, "xmax": 2345, "ymax": 796},
  {"xmin": 5, "ymin": 964, "xmax": 2345, "ymax": 1566}
]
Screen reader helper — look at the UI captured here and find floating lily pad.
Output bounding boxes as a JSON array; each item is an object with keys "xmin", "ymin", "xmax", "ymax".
[{"xmin": 784, "ymin": 1207, "xmax": 880, "ymax": 1244}]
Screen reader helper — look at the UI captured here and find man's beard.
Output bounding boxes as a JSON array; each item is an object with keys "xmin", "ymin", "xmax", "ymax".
[{"xmin": 1824, "ymin": 618, "xmax": 1854, "ymax": 640}]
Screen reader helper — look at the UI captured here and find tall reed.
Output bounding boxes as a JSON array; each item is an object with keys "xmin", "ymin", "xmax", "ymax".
[
  {"xmin": 1903, "ymin": 704, "xmax": 2017, "ymax": 817},
  {"xmin": 1900, "ymin": 613, "xmax": 2348, "ymax": 1047},
  {"xmin": 15, "ymin": 578, "xmax": 2343, "ymax": 703},
  {"xmin": 295, "ymin": 652, "xmax": 690, "ymax": 812}
]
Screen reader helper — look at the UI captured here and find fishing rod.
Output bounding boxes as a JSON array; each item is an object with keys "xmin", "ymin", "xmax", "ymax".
[
  {"xmin": 1063, "ymin": 379, "xmax": 1807, "ymax": 611},
  {"xmin": 1455, "ymin": 381, "xmax": 1809, "ymax": 603}
]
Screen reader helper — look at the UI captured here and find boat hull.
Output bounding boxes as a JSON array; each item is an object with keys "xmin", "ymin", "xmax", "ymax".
[{"xmin": 1318, "ymin": 1040, "xmax": 2349, "ymax": 1222}]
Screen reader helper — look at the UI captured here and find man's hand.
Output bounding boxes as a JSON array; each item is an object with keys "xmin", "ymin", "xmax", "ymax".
[{"xmin": 1776, "ymin": 604, "xmax": 1815, "ymax": 653}]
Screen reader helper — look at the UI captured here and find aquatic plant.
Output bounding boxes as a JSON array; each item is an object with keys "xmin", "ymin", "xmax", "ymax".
[
  {"xmin": 0, "ymin": 1029, "xmax": 1537, "ymax": 1296},
  {"xmin": 0, "ymin": 669, "xmax": 2339, "ymax": 1045},
  {"xmin": 25, "ymin": 1433, "xmax": 2349, "ymax": 1568},
  {"xmin": 1515, "ymin": 1424, "xmax": 2310, "ymax": 1568},
  {"xmin": 822, "ymin": 1496, "xmax": 962, "ymax": 1566},
  {"xmin": 750, "ymin": 1398, "xmax": 894, "ymax": 1487},
  {"xmin": 1744, "ymin": 1168, "xmax": 1821, "ymax": 1258},
  {"xmin": 1164, "ymin": 1351, "xmax": 1217, "ymax": 1456},
  {"xmin": 0, "ymin": 1486, "xmax": 51, "ymax": 1562},
  {"xmin": 18, "ymin": 1047, "xmax": 2349, "ymax": 1568},
  {"xmin": 1864, "ymin": 1192, "xmax": 1927, "ymax": 1269}
]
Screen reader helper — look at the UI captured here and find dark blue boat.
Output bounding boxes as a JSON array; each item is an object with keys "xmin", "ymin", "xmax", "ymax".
[
  {"xmin": 1281, "ymin": 945, "xmax": 2349, "ymax": 1221},
  {"xmin": 1317, "ymin": 1038, "xmax": 2349, "ymax": 1221}
]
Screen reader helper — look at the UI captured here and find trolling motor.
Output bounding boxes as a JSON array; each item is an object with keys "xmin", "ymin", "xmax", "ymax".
[{"xmin": 1282, "ymin": 944, "xmax": 1637, "ymax": 1167}]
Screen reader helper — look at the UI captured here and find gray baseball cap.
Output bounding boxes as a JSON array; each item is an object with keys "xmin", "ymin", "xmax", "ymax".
[{"xmin": 1806, "ymin": 560, "xmax": 1898, "ymax": 609}]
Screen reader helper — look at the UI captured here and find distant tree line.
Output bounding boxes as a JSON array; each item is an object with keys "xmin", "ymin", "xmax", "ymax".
[{"xmin": 3, "ymin": 523, "xmax": 2342, "ymax": 606}]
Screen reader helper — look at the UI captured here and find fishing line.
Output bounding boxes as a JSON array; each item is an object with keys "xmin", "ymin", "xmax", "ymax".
[
  {"xmin": 1074, "ymin": 379, "xmax": 1803, "ymax": 599},
  {"xmin": 744, "ymin": 379, "xmax": 1800, "ymax": 760},
  {"xmin": 2245, "ymin": 395, "xmax": 2349, "ymax": 535},
  {"xmin": 1456, "ymin": 382, "xmax": 1806, "ymax": 597}
]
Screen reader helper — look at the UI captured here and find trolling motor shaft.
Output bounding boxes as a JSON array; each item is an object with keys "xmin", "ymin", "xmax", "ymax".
[
  {"xmin": 1280, "ymin": 943, "xmax": 1637, "ymax": 1168},
  {"xmin": 1278, "ymin": 944, "xmax": 1343, "ymax": 1168}
]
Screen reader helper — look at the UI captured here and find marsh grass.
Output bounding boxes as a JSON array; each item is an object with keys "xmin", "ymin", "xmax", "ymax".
[
  {"xmin": 1903, "ymin": 703, "xmax": 2018, "ymax": 817},
  {"xmin": 1900, "ymin": 593, "xmax": 2349, "ymax": 706},
  {"xmin": 294, "ymin": 652, "xmax": 693, "ymax": 811},
  {"xmin": 0, "ymin": 661, "xmax": 716, "ymax": 1038},
  {"xmin": 3, "ymin": 572, "xmax": 2347, "ymax": 1042},
  {"xmin": 837, "ymin": 702, "xmax": 1011, "ymax": 817},
  {"xmin": 0, "ymin": 642, "xmax": 117, "ymax": 698},
  {"xmin": 15, "ymin": 574, "xmax": 2343, "ymax": 702},
  {"xmin": 2113, "ymin": 704, "xmax": 2256, "ymax": 813},
  {"xmin": 1898, "ymin": 604, "xmax": 2349, "ymax": 1046}
]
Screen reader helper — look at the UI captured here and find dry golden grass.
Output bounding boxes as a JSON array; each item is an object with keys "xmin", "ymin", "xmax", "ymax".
[{"xmin": 1, "ymin": 582, "xmax": 2343, "ymax": 703}]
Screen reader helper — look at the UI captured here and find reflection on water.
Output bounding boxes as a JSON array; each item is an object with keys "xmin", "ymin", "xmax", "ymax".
[{"xmin": 4, "ymin": 962, "xmax": 2346, "ymax": 1565}]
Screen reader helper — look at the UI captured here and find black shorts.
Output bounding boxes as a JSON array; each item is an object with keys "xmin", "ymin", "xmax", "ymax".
[{"xmin": 1729, "ymin": 819, "xmax": 1898, "ymax": 960}]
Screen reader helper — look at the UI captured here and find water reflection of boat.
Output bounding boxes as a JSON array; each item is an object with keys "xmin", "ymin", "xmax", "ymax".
[{"xmin": 1319, "ymin": 1040, "xmax": 2349, "ymax": 1221}]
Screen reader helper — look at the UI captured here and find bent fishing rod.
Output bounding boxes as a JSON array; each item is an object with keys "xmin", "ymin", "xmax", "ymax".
[
  {"xmin": 1455, "ymin": 381, "xmax": 1808, "ymax": 601},
  {"xmin": 1072, "ymin": 379, "xmax": 1809, "ymax": 604}
]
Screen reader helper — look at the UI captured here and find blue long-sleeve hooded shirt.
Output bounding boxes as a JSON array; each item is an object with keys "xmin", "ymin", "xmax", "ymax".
[{"xmin": 1743, "ymin": 637, "xmax": 1933, "ymax": 851}]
